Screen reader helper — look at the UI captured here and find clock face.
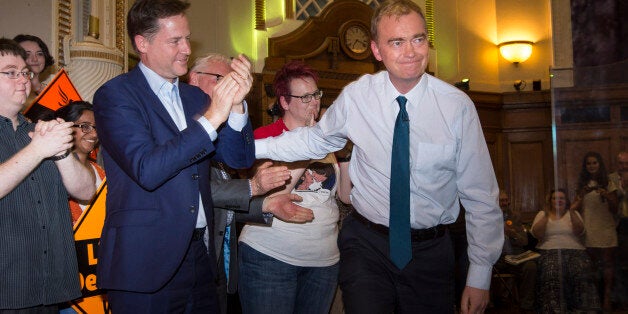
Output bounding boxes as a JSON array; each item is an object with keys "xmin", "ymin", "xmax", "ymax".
[
  {"xmin": 344, "ymin": 25, "xmax": 369, "ymax": 54},
  {"xmin": 339, "ymin": 21, "xmax": 371, "ymax": 60}
]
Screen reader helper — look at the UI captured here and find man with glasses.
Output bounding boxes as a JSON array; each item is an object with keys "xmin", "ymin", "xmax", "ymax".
[
  {"xmin": 0, "ymin": 38, "xmax": 96, "ymax": 312},
  {"xmin": 189, "ymin": 53, "xmax": 312, "ymax": 314}
]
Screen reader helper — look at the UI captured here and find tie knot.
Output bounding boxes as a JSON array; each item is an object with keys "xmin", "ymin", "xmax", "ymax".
[{"xmin": 396, "ymin": 95, "xmax": 407, "ymax": 108}]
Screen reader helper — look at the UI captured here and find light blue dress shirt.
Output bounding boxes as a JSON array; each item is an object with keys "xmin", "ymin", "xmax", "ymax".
[{"xmin": 255, "ymin": 71, "xmax": 504, "ymax": 290}]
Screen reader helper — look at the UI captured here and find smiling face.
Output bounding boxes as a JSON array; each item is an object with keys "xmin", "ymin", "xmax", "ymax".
[
  {"xmin": 0, "ymin": 54, "xmax": 31, "ymax": 117},
  {"xmin": 371, "ymin": 11, "xmax": 429, "ymax": 94},
  {"xmin": 136, "ymin": 14, "xmax": 191, "ymax": 82},
  {"xmin": 18, "ymin": 40, "xmax": 45, "ymax": 75},
  {"xmin": 72, "ymin": 110, "xmax": 98, "ymax": 156},
  {"xmin": 586, "ymin": 156, "xmax": 600, "ymax": 175}
]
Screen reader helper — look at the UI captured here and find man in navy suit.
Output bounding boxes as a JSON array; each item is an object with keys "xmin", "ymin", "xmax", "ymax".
[{"xmin": 93, "ymin": 0, "xmax": 313, "ymax": 312}]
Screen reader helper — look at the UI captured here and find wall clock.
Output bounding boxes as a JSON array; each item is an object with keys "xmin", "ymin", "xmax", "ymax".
[{"xmin": 339, "ymin": 21, "xmax": 371, "ymax": 60}]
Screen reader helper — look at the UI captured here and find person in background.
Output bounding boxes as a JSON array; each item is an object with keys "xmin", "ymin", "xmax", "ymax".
[
  {"xmin": 493, "ymin": 190, "xmax": 536, "ymax": 311},
  {"xmin": 189, "ymin": 52, "xmax": 307, "ymax": 314},
  {"xmin": 254, "ymin": 1, "xmax": 503, "ymax": 313},
  {"xmin": 55, "ymin": 100, "xmax": 105, "ymax": 225},
  {"xmin": 0, "ymin": 37, "xmax": 95, "ymax": 312},
  {"xmin": 531, "ymin": 188, "xmax": 600, "ymax": 313},
  {"xmin": 13, "ymin": 34, "xmax": 55, "ymax": 100},
  {"xmin": 572, "ymin": 151, "xmax": 618, "ymax": 311},
  {"xmin": 238, "ymin": 60, "xmax": 350, "ymax": 314},
  {"xmin": 608, "ymin": 151, "xmax": 628, "ymax": 309}
]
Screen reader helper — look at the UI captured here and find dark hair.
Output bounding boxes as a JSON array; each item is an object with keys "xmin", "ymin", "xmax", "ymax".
[
  {"xmin": 12, "ymin": 34, "xmax": 55, "ymax": 69},
  {"xmin": 371, "ymin": 0, "xmax": 427, "ymax": 42},
  {"xmin": 0, "ymin": 38, "xmax": 27, "ymax": 60},
  {"xmin": 55, "ymin": 100, "xmax": 94, "ymax": 122},
  {"xmin": 272, "ymin": 60, "xmax": 319, "ymax": 117},
  {"xmin": 127, "ymin": 0, "xmax": 190, "ymax": 53},
  {"xmin": 576, "ymin": 151, "xmax": 609, "ymax": 192}
]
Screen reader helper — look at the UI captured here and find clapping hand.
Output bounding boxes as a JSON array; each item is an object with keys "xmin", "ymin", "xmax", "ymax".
[{"xmin": 29, "ymin": 119, "xmax": 74, "ymax": 159}]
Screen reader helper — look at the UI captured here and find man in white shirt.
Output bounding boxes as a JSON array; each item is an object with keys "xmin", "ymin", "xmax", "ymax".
[{"xmin": 254, "ymin": 1, "xmax": 503, "ymax": 313}]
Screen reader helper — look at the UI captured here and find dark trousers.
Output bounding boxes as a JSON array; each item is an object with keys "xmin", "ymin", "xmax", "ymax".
[
  {"xmin": 107, "ymin": 237, "xmax": 218, "ymax": 314},
  {"xmin": 338, "ymin": 215, "xmax": 454, "ymax": 314}
]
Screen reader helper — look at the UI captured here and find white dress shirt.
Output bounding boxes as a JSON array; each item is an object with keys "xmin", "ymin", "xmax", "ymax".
[{"xmin": 255, "ymin": 71, "xmax": 503, "ymax": 290}]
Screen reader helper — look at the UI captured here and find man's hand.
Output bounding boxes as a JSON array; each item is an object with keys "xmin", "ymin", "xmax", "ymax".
[
  {"xmin": 229, "ymin": 54, "xmax": 253, "ymax": 111},
  {"xmin": 460, "ymin": 286, "xmax": 489, "ymax": 314},
  {"xmin": 29, "ymin": 119, "xmax": 74, "ymax": 159},
  {"xmin": 262, "ymin": 193, "xmax": 314, "ymax": 223},
  {"xmin": 250, "ymin": 161, "xmax": 291, "ymax": 196},
  {"xmin": 204, "ymin": 72, "xmax": 243, "ymax": 128}
]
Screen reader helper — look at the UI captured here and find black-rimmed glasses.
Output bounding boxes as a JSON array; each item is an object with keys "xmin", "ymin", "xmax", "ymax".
[
  {"xmin": 288, "ymin": 90, "xmax": 323, "ymax": 103},
  {"xmin": 195, "ymin": 71, "xmax": 224, "ymax": 82},
  {"xmin": 0, "ymin": 70, "xmax": 35, "ymax": 80},
  {"xmin": 73, "ymin": 123, "xmax": 96, "ymax": 134}
]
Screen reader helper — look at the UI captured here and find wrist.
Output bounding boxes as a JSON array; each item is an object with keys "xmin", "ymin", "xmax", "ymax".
[{"xmin": 48, "ymin": 150, "xmax": 71, "ymax": 161}]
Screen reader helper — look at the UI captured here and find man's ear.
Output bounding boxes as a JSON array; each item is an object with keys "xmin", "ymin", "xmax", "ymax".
[
  {"xmin": 371, "ymin": 40, "xmax": 382, "ymax": 62},
  {"xmin": 189, "ymin": 72, "xmax": 198, "ymax": 85},
  {"xmin": 135, "ymin": 35, "xmax": 148, "ymax": 54}
]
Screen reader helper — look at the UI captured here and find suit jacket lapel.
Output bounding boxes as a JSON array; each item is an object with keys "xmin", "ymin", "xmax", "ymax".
[{"xmin": 129, "ymin": 67, "xmax": 181, "ymax": 133}]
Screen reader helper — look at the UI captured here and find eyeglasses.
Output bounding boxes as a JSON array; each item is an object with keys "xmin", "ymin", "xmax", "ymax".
[
  {"xmin": 288, "ymin": 90, "xmax": 323, "ymax": 103},
  {"xmin": 195, "ymin": 71, "xmax": 224, "ymax": 82},
  {"xmin": 0, "ymin": 70, "xmax": 35, "ymax": 80},
  {"xmin": 73, "ymin": 123, "xmax": 97, "ymax": 134}
]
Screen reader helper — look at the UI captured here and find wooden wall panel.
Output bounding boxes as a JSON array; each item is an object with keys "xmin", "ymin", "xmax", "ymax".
[{"xmin": 506, "ymin": 133, "xmax": 553, "ymax": 221}]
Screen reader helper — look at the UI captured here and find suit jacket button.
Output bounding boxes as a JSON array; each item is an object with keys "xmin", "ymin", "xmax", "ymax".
[
  {"xmin": 189, "ymin": 205, "xmax": 196, "ymax": 213},
  {"xmin": 192, "ymin": 174, "xmax": 199, "ymax": 180},
  {"xmin": 219, "ymin": 231, "xmax": 224, "ymax": 236}
]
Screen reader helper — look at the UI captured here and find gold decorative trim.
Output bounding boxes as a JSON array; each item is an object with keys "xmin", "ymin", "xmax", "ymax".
[
  {"xmin": 425, "ymin": 0, "xmax": 435, "ymax": 48},
  {"xmin": 255, "ymin": 0, "xmax": 265, "ymax": 30},
  {"xmin": 70, "ymin": 50, "xmax": 125, "ymax": 64}
]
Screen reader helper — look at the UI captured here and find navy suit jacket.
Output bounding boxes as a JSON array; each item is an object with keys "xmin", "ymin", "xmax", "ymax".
[{"xmin": 93, "ymin": 66, "xmax": 254, "ymax": 293}]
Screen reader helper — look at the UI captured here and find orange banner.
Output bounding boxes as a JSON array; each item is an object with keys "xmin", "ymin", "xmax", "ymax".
[
  {"xmin": 71, "ymin": 180, "xmax": 110, "ymax": 314},
  {"xmin": 23, "ymin": 69, "xmax": 82, "ymax": 121}
]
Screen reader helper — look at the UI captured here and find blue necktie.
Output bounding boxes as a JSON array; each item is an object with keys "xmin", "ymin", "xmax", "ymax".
[{"xmin": 389, "ymin": 95, "xmax": 411, "ymax": 269}]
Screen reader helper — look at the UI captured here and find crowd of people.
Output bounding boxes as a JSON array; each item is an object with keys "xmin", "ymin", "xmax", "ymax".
[{"xmin": 1, "ymin": 0, "xmax": 627, "ymax": 313}]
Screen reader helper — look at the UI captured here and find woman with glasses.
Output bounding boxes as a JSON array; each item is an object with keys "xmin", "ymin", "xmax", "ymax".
[
  {"xmin": 13, "ymin": 34, "xmax": 55, "ymax": 102},
  {"xmin": 55, "ymin": 100, "xmax": 104, "ymax": 225},
  {"xmin": 238, "ymin": 61, "xmax": 351, "ymax": 314}
]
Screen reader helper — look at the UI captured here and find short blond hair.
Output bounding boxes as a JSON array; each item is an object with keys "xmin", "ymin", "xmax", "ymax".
[{"xmin": 371, "ymin": 0, "xmax": 427, "ymax": 41}]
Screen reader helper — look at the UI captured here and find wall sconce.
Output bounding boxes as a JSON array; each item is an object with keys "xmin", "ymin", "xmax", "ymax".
[{"xmin": 498, "ymin": 41, "xmax": 533, "ymax": 65}]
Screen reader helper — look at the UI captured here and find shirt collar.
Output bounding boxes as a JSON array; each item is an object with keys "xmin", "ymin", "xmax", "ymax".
[
  {"xmin": 138, "ymin": 62, "xmax": 180, "ymax": 97},
  {"xmin": 384, "ymin": 72, "xmax": 427, "ymax": 108}
]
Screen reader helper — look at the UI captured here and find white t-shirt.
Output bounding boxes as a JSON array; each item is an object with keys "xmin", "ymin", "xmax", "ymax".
[
  {"xmin": 239, "ymin": 155, "xmax": 340, "ymax": 267},
  {"xmin": 532, "ymin": 211, "xmax": 585, "ymax": 250}
]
